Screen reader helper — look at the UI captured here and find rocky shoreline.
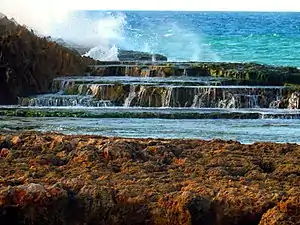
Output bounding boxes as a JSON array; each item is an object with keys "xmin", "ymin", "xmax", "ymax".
[
  {"xmin": 0, "ymin": 14, "xmax": 167, "ymax": 105},
  {"xmin": 0, "ymin": 13, "xmax": 299, "ymax": 225},
  {"xmin": 0, "ymin": 132, "xmax": 299, "ymax": 225},
  {"xmin": 2, "ymin": 13, "xmax": 300, "ymax": 106}
]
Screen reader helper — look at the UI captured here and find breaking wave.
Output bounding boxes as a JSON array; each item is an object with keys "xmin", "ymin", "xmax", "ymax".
[
  {"xmin": 1, "ymin": 7, "xmax": 220, "ymax": 61},
  {"xmin": 45, "ymin": 11, "xmax": 220, "ymax": 61}
]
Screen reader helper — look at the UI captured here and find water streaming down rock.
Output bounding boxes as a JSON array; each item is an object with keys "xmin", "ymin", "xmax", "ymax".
[
  {"xmin": 124, "ymin": 85, "xmax": 137, "ymax": 107},
  {"xmin": 21, "ymin": 76, "xmax": 295, "ymax": 109},
  {"xmin": 162, "ymin": 87, "xmax": 173, "ymax": 107},
  {"xmin": 288, "ymin": 92, "xmax": 300, "ymax": 109}
]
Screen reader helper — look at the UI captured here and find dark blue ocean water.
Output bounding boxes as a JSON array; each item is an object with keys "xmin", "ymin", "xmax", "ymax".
[{"xmin": 61, "ymin": 11, "xmax": 300, "ymax": 67}]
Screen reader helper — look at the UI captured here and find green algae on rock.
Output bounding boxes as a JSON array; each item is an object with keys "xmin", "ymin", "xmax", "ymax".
[
  {"xmin": 89, "ymin": 62, "xmax": 300, "ymax": 86},
  {"xmin": 0, "ymin": 107, "xmax": 294, "ymax": 119}
]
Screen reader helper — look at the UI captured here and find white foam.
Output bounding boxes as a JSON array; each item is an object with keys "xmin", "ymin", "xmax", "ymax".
[
  {"xmin": 0, "ymin": 2, "xmax": 126, "ymax": 61},
  {"xmin": 84, "ymin": 45, "xmax": 119, "ymax": 61},
  {"xmin": 164, "ymin": 33, "xmax": 174, "ymax": 37}
]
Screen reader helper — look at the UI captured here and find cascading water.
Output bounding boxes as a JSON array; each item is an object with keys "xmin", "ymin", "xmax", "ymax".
[
  {"xmin": 20, "ymin": 76, "xmax": 293, "ymax": 109},
  {"xmin": 124, "ymin": 85, "xmax": 137, "ymax": 107},
  {"xmin": 162, "ymin": 87, "xmax": 173, "ymax": 107},
  {"xmin": 192, "ymin": 87, "xmax": 213, "ymax": 108},
  {"xmin": 87, "ymin": 84, "xmax": 101, "ymax": 96}
]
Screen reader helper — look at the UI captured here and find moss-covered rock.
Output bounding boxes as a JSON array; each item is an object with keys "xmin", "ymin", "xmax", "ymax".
[
  {"xmin": 89, "ymin": 62, "xmax": 300, "ymax": 86},
  {"xmin": 118, "ymin": 50, "xmax": 167, "ymax": 61}
]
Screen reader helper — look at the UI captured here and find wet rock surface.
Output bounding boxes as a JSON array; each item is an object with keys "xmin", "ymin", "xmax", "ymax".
[
  {"xmin": 0, "ymin": 132, "xmax": 299, "ymax": 225},
  {"xmin": 89, "ymin": 62, "xmax": 300, "ymax": 86},
  {"xmin": 117, "ymin": 50, "xmax": 167, "ymax": 61}
]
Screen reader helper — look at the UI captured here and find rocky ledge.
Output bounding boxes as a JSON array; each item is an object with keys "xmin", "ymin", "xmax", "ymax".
[
  {"xmin": 0, "ymin": 132, "xmax": 299, "ymax": 225},
  {"xmin": 89, "ymin": 62, "xmax": 300, "ymax": 86},
  {"xmin": 117, "ymin": 50, "xmax": 167, "ymax": 61}
]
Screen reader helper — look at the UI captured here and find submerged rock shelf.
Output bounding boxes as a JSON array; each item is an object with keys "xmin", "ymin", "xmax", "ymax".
[
  {"xmin": 11, "ymin": 60, "xmax": 300, "ymax": 110},
  {"xmin": 0, "ymin": 132, "xmax": 299, "ymax": 225},
  {"xmin": 2, "ymin": 107, "xmax": 300, "ymax": 119},
  {"xmin": 17, "ymin": 75, "xmax": 300, "ymax": 109}
]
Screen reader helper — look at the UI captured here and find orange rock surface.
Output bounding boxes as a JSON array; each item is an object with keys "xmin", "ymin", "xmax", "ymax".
[{"xmin": 0, "ymin": 132, "xmax": 299, "ymax": 224}]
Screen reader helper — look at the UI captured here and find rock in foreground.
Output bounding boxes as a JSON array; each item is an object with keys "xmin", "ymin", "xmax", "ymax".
[{"xmin": 0, "ymin": 132, "xmax": 299, "ymax": 225}]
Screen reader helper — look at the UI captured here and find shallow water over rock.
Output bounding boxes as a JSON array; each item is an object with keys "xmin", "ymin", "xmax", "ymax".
[
  {"xmin": 18, "ymin": 76, "xmax": 293, "ymax": 109},
  {"xmin": 6, "ymin": 62, "xmax": 300, "ymax": 143},
  {"xmin": 1, "ymin": 115, "xmax": 300, "ymax": 144}
]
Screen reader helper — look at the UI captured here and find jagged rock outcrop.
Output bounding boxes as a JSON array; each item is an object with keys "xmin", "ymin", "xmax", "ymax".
[{"xmin": 0, "ymin": 15, "xmax": 95, "ymax": 104}]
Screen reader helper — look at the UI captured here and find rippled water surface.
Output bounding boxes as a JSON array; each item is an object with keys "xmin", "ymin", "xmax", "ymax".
[{"xmin": 1, "ymin": 116, "xmax": 300, "ymax": 144}]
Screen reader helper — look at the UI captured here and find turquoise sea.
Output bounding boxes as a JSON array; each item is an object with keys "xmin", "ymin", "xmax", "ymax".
[{"xmin": 53, "ymin": 11, "xmax": 300, "ymax": 66}]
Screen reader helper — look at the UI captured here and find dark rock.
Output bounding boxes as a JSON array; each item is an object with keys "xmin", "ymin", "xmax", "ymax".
[
  {"xmin": 0, "ymin": 15, "xmax": 95, "ymax": 105},
  {"xmin": 118, "ymin": 50, "xmax": 167, "ymax": 61}
]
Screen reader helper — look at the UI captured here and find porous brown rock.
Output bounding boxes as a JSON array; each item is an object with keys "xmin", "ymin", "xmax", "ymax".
[
  {"xmin": 0, "ymin": 148, "xmax": 9, "ymax": 157},
  {"xmin": 0, "ymin": 132, "xmax": 299, "ymax": 224},
  {"xmin": 259, "ymin": 196, "xmax": 300, "ymax": 225}
]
